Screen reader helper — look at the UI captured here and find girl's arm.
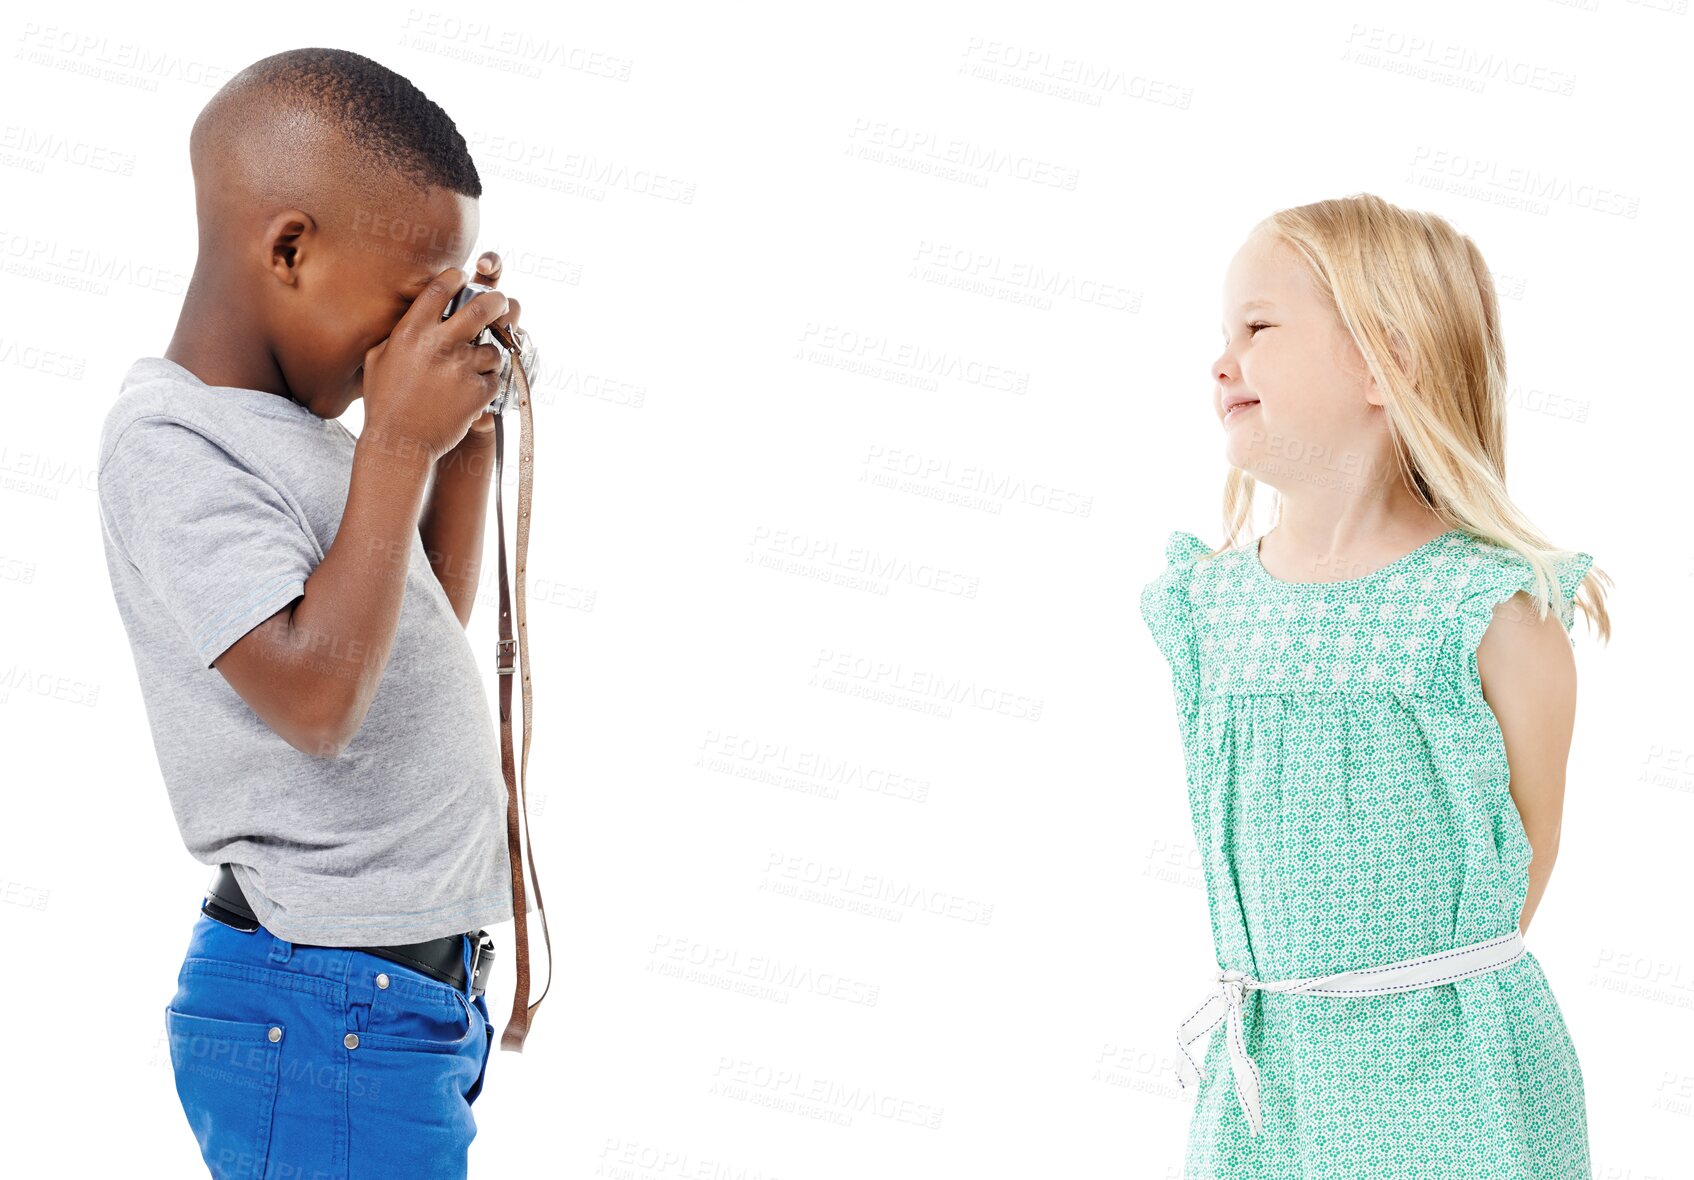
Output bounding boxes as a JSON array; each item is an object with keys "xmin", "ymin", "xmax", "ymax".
[{"xmin": 1475, "ymin": 590, "xmax": 1581, "ymax": 935}]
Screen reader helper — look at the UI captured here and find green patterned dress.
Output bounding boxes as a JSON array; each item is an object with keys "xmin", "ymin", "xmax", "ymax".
[{"xmin": 1139, "ymin": 528, "xmax": 1593, "ymax": 1179}]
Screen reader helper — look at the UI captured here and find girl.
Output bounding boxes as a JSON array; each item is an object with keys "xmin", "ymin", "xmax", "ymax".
[{"xmin": 1139, "ymin": 193, "xmax": 1612, "ymax": 1179}]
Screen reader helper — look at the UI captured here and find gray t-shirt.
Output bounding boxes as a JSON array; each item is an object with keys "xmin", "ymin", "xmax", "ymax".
[{"xmin": 96, "ymin": 355, "xmax": 530, "ymax": 946}]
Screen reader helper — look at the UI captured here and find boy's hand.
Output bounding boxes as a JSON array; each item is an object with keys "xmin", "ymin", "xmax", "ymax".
[
  {"xmin": 462, "ymin": 251, "xmax": 523, "ymax": 437},
  {"xmin": 360, "ymin": 264, "xmax": 510, "ymax": 461}
]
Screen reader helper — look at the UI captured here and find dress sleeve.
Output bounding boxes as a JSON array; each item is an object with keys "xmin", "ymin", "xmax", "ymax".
[
  {"xmin": 97, "ymin": 417, "xmax": 322, "ymax": 669},
  {"xmin": 1138, "ymin": 530, "xmax": 1213, "ymax": 717},
  {"xmin": 1453, "ymin": 543, "xmax": 1594, "ymax": 679}
]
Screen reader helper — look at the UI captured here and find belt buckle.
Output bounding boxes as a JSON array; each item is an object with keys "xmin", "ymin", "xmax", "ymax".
[{"xmin": 469, "ymin": 932, "xmax": 495, "ymax": 998}]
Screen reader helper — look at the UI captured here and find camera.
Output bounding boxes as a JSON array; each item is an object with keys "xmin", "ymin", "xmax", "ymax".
[{"xmin": 443, "ymin": 280, "xmax": 539, "ymax": 416}]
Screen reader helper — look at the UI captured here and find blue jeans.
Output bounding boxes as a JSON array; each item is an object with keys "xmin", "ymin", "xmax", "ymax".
[{"xmin": 164, "ymin": 899, "xmax": 494, "ymax": 1179}]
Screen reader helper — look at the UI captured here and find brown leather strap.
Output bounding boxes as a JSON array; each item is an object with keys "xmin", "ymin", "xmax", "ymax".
[{"xmin": 488, "ymin": 323, "xmax": 549, "ymax": 1051}]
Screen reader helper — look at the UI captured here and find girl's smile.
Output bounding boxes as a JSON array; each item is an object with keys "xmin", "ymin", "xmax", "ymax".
[{"xmin": 1222, "ymin": 397, "xmax": 1260, "ymax": 427}]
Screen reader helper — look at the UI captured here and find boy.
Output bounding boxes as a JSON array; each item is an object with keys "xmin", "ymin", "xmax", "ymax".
[{"xmin": 95, "ymin": 46, "xmax": 537, "ymax": 1178}]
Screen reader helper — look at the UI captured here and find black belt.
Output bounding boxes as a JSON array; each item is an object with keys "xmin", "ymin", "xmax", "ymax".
[{"xmin": 201, "ymin": 863, "xmax": 495, "ymax": 999}]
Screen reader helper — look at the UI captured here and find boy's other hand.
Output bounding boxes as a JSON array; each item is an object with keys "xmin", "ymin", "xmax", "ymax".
[{"xmin": 359, "ymin": 264, "xmax": 509, "ymax": 462}]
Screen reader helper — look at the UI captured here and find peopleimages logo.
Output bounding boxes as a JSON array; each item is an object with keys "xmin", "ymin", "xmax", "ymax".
[
  {"xmin": 844, "ymin": 118, "xmax": 1081, "ymax": 191},
  {"xmin": 1407, "ymin": 146, "xmax": 1640, "ymax": 218}
]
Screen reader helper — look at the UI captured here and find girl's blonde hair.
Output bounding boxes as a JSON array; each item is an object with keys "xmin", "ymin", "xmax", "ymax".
[{"xmin": 1216, "ymin": 192, "xmax": 1611, "ymax": 642}]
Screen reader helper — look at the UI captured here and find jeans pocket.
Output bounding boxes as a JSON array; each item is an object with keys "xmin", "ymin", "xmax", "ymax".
[
  {"xmin": 466, "ymin": 994, "xmax": 494, "ymax": 1106},
  {"xmin": 164, "ymin": 1004, "xmax": 284, "ymax": 1179},
  {"xmin": 344, "ymin": 984, "xmax": 483, "ymax": 1173},
  {"xmin": 361, "ymin": 980, "xmax": 478, "ymax": 1055}
]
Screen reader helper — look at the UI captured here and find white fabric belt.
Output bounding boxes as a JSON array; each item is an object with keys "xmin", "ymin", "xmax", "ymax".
[{"xmin": 1174, "ymin": 929, "xmax": 1526, "ymax": 1137}]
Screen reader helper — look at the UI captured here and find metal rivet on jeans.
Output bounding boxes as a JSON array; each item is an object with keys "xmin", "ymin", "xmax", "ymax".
[
  {"xmin": 268, "ymin": 1027, "xmax": 281, "ymax": 1042},
  {"xmin": 344, "ymin": 1032, "xmax": 359, "ymax": 1049},
  {"xmin": 376, "ymin": 973, "xmax": 389, "ymax": 989}
]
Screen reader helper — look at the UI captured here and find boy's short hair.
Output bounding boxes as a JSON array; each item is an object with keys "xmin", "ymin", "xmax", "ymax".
[{"xmin": 194, "ymin": 46, "xmax": 481, "ymax": 202}]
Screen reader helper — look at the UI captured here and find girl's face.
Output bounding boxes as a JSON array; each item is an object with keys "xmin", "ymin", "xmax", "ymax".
[{"xmin": 1212, "ymin": 228, "xmax": 1386, "ymax": 483}]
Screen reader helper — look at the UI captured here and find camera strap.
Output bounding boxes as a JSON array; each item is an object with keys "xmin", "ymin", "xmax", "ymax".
[{"xmin": 487, "ymin": 321, "xmax": 549, "ymax": 1052}]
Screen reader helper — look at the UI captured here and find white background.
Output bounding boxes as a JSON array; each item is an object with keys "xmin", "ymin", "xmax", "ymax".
[{"xmin": 2, "ymin": 0, "xmax": 1690, "ymax": 1176}]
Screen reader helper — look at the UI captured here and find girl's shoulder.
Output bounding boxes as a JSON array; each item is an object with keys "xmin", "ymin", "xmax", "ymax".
[
  {"xmin": 1440, "ymin": 531, "xmax": 1594, "ymax": 639},
  {"xmin": 1139, "ymin": 530, "xmax": 1215, "ymax": 634},
  {"xmin": 1139, "ymin": 530, "xmax": 1226, "ymax": 715},
  {"xmin": 1158, "ymin": 529, "xmax": 1217, "ymax": 573},
  {"xmin": 1141, "ymin": 529, "xmax": 1232, "ymax": 605}
]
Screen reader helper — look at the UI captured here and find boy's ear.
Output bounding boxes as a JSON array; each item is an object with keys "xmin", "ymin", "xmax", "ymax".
[{"xmin": 264, "ymin": 209, "xmax": 316, "ymax": 286}]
